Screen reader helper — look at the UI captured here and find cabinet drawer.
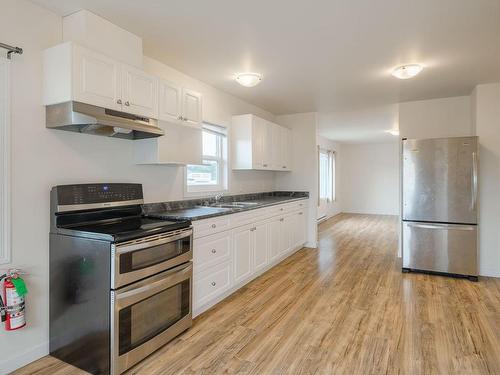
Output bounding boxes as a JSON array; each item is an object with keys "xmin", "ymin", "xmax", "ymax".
[
  {"xmin": 193, "ymin": 216, "xmax": 231, "ymax": 238},
  {"xmin": 193, "ymin": 261, "xmax": 231, "ymax": 309},
  {"xmin": 287, "ymin": 200, "xmax": 307, "ymax": 212},
  {"xmin": 267, "ymin": 204, "xmax": 288, "ymax": 217},
  {"xmin": 193, "ymin": 231, "xmax": 231, "ymax": 271}
]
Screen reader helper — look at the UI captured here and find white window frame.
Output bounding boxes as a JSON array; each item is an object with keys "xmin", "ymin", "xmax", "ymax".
[
  {"xmin": 184, "ymin": 123, "xmax": 228, "ymax": 196},
  {"xmin": 318, "ymin": 148, "xmax": 335, "ymax": 204},
  {"xmin": 0, "ymin": 57, "xmax": 11, "ymax": 264}
]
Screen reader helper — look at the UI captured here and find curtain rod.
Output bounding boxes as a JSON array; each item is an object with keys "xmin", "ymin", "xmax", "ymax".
[{"xmin": 0, "ymin": 42, "xmax": 23, "ymax": 59}]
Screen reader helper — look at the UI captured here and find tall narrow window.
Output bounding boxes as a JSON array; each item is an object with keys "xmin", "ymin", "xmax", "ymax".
[
  {"xmin": 186, "ymin": 123, "xmax": 227, "ymax": 194},
  {"xmin": 319, "ymin": 149, "xmax": 335, "ymax": 203},
  {"xmin": 0, "ymin": 57, "xmax": 11, "ymax": 264}
]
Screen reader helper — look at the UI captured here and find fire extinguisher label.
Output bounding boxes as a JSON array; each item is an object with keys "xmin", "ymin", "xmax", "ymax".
[{"xmin": 5, "ymin": 282, "xmax": 26, "ymax": 330}]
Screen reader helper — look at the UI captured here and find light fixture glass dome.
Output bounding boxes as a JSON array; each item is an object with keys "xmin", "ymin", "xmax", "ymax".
[
  {"xmin": 235, "ymin": 72, "xmax": 263, "ymax": 87},
  {"xmin": 391, "ymin": 64, "xmax": 423, "ymax": 79}
]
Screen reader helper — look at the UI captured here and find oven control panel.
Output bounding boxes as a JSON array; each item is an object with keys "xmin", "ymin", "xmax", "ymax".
[{"xmin": 53, "ymin": 183, "xmax": 143, "ymax": 208}]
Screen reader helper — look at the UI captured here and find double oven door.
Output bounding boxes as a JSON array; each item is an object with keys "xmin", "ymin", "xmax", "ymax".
[{"xmin": 110, "ymin": 227, "xmax": 193, "ymax": 374}]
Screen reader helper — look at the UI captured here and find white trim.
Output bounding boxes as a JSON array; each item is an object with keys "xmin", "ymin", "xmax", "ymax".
[
  {"xmin": 184, "ymin": 123, "xmax": 228, "ymax": 197},
  {"xmin": 0, "ymin": 57, "xmax": 11, "ymax": 265},
  {"xmin": 0, "ymin": 340, "xmax": 49, "ymax": 374}
]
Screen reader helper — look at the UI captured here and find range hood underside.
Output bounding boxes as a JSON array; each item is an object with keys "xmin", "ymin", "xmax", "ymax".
[{"xmin": 46, "ymin": 101, "xmax": 164, "ymax": 140}]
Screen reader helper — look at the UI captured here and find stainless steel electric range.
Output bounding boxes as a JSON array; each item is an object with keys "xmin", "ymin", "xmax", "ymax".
[{"xmin": 49, "ymin": 183, "xmax": 193, "ymax": 374}]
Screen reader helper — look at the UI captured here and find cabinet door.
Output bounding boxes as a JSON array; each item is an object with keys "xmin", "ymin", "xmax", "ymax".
[
  {"xmin": 281, "ymin": 127, "xmax": 292, "ymax": 170},
  {"xmin": 295, "ymin": 211, "xmax": 307, "ymax": 247},
  {"xmin": 262, "ymin": 121, "xmax": 273, "ymax": 169},
  {"xmin": 268, "ymin": 217, "xmax": 283, "ymax": 261},
  {"xmin": 72, "ymin": 45, "xmax": 122, "ymax": 110},
  {"xmin": 159, "ymin": 80, "xmax": 181, "ymax": 123},
  {"xmin": 122, "ymin": 65, "xmax": 159, "ymax": 118},
  {"xmin": 272, "ymin": 124, "xmax": 283, "ymax": 170},
  {"xmin": 233, "ymin": 226, "xmax": 253, "ymax": 284},
  {"xmin": 181, "ymin": 88, "xmax": 202, "ymax": 128},
  {"xmin": 253, "ymin": 222, "xmax": 269, "ymax": 272},
  {"xmin": 280, "ymin": 216, "xmax": 292, "ymax": 255},
  {"xmin": 251, "ymin": 117, "xmax": 265, "ymax": 169}
]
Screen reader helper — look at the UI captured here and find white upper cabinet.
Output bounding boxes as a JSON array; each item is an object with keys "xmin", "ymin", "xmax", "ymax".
[
  {"xmin": 158, "ymin": 81, "xmax": 202, "ymax": 128},
  {"xmin": 43, "ymin": 42, "xmax": 160, "ymax": 119},
  {"xmin": 72, "ymin": 45, "xmax": 122, "ymax": 110},
  {"xmin": 271, "ymin": 124, "xmax": 292, "ymax": 171},
  {"xmin": 159, "ymin": 80, "xmax": 181, "ymax": 123},
  {"xmin": 231, "ymin": 114, "xmax": 291, "ymax": 171},
  {"xmin": 121, "ymin": 65, "xmax": 158, "ymax": 118},
  {"xmin": 181, "ymin": 88, "xmax": 202, "ymax": 128}
]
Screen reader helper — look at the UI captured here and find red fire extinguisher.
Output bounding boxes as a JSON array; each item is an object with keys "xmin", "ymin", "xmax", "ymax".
[{"xmin": 0, "ymin": 270, "xmax": 27, "ymax": 330}]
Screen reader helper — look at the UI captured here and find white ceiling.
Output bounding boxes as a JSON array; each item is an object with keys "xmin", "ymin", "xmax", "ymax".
[{"xmin": 32, "ymin": 0, "xmax": 500, "ymax": 142}]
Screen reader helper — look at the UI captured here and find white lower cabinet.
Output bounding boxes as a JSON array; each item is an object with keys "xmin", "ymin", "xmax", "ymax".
[
  {"xmin": 193, "ymin": 231, "xmax": 231, "ymax": 271},
  {"xmin": 268, "ymin": 216, "xmax": 283, "ymax": 262},
  {"xmin": 192, "ymin": 199, "xmax": 309, "ymax": 316},
  {"xmin": 232, "ymin": 225, "xmax": 253, "ymax": 284},
  {"xmin": 253, "ymin": 222, "xmax": 269, "ymax": 273},
  {"xmin": 193, "ymin": 261, "xmax": 231, "ymax": 310}
]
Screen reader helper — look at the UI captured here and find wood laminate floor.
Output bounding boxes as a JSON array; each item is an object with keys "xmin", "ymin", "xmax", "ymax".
[{"xmin": 14, "ymin": 214, "xmax": 500, "ymax": 375}]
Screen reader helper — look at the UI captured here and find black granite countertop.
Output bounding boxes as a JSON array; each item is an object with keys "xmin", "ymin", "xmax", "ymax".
[{"xmin": 142, "ymin": 191, "xmax": 309, "ymax": 221}]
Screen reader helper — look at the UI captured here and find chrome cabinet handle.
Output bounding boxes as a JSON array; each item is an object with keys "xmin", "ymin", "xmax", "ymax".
[
  {"xmin": 211, "ymin": 224, "xmax": 217, "ymax": 228},
  {"xmin": 280, "ymin": 218, "xmax": 284, "ymax": 222},
  {"xmin": 124, "ymin": 101, "xmax": 130, "ymax": 106},
  {"xmin": 250, "ymin": 227, "xmax": 257, "ymax": 231},
  {"xmin": 211, "ymin": 282, "xmax": 216, "ymax": 286},
  {"xmin": 211, "ymin": 249, "xmax": 216, "ymax": 254},
  {"xmin": 299, "ymin": 212, "xmax": 303, "ymax": 215},
  {"xmin": 282, "ymin": 166, "xmax": 286, "ymax": 169},
  {"xmin": 117, "ymin": 99, "xmax": 122, "ymax": 104},
  {"xmin": 263, "ymin": 164, "xmax": 268, "ymax": 167}
]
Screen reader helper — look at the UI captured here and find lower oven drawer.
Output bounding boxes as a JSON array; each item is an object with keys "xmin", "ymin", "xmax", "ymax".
[
  {"xmin": 111, "ymin": 262, "xmax": 192, "ymax": 375},
  {"xmin": 402, "ymin": 221, "xmax": 477, "ymax": 276}
]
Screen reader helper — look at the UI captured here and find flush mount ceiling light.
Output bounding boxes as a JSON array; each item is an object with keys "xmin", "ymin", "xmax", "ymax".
[
  {"xmin": 391, "ymin": 64, "xmax": 423, "ymax": 79},
  {"xmin": 235, "ymin": 72, "xmax": 263, "ymax": 87}
]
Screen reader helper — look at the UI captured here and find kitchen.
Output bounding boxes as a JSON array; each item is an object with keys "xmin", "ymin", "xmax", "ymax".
[{"xmin": 1, "ymin": 0, "xmax": 500, "ymax": 374}]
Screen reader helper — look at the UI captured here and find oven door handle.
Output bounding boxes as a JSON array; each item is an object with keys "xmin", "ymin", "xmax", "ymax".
[
  {"xmin": 114, "ymin": 262, "xmax": 192, "ymax": 309},
  {"xmin": 116, "ymin": 228, "xmax": 193, "ymax": 254}
]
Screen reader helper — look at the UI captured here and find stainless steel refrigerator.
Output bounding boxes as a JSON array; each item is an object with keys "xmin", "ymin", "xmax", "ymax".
[{"xmin": 402, "ymin": 136, "xmax": 478, "ymax": 281}]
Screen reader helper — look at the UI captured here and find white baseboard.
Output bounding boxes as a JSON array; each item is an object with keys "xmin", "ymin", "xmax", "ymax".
[{"xmin": 0, "ymin": 340, "xmax": 48, "ymax": 374}]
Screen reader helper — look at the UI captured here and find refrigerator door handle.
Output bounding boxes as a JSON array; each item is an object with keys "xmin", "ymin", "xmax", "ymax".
[
  {"xmin": 406, "ymin": 222, "xmax": 476, "ymax": 231},
  {"xmin": 472, "ymin": 151, "xmax": 478, "ymax": 212}
]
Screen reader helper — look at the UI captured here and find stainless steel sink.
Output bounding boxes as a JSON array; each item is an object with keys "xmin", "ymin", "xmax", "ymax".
[{"xmin": 209, "ymin": 201, "xmax": 259, "ymax": 209}]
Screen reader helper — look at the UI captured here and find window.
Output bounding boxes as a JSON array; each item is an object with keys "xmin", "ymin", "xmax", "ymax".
[
  {"xmin": 186, "ymin": 123, "xmax": 227, "ymax": 194},
  {"xmin": 0, "ymin": 57, "xmax": 11, "ymax": 264},
  {"xmin": 319, "ymin": 149, "xmax": 335, "ymax": 203}
]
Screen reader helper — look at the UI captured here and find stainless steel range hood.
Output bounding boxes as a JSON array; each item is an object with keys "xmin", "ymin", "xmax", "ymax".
[{"xmin": 46, "ymin": 101, "xmax": 163, "ymax": 140}]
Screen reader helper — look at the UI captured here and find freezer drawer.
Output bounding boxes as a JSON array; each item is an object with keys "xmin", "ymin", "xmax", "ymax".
[{"xmin": 402, "ymin": 221, "xmax": 477, "ymax": 276}]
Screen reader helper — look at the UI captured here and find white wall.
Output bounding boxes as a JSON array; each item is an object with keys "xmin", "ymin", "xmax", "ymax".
[
  {"xmin": 399, "ymin": 96, "xmax": 472, "ymax": 139},
  {"xmin": 339, "ymin": 142, "xmax": 399, "ymax": 215},
  {"xmin": 0, "ymin": 0, "xmax": 279, "ymax": 372},
  {"xmin": 472, "ymin": 83, "xmax": 500, "ymax": 278},
  {"xmin": 316, "ymin": 136, "xmax": 341, "ymax": 219},
  {"xmin": 275, "ymin": 113, "xmax": 318, "ymax": 247}
]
